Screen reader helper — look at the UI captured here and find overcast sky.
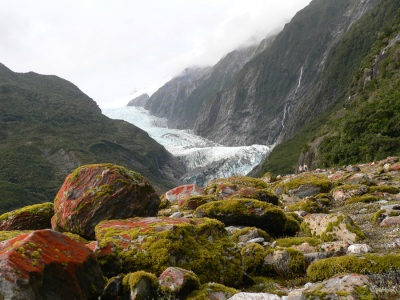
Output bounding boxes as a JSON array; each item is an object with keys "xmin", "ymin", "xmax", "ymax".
[{"xmin": 1, "ymin": 0, "xmax": 311, "ymax": 107}]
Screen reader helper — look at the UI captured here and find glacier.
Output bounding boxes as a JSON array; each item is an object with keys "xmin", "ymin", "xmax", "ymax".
[{"xmin": 102, "ymin": 106, "xmax": 273, "ymax": 186}]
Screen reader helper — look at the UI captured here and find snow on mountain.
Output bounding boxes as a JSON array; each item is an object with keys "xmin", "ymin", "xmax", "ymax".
[{"xmin": 102, "ymin": 106, "xmax": 273, "ymax": 186}]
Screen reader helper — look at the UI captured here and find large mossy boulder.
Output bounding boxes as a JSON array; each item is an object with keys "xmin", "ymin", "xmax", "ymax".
[
  {"xmin": 94, "ymin": 217, "xmax": 243, "ymax": 286},
  {"xmin": 307, "ymin": 253, "xmax": 400, "ymax": 282},
  {"xmin": 193, "ymin": 199, "xmax": 287, "ymax": 236},
  {"xmin": 0, "ymin": 229, "xmax": 105, "ymax": 299},
  {"xmin": 274, "ymin": 173, "xmax": 332, "ymax": 198},
  {"xmin": 51, "ymin": 164, "xmax": 160, "ymax": 239},
  {"xmin": 0, "ymin": 202, "xmax": 53, "ymax": 230}
]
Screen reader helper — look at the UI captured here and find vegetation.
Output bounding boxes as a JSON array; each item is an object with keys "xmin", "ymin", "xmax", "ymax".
[{"xmin": 0, "ymin": 64, "xmax": 182, "ymax": 213}]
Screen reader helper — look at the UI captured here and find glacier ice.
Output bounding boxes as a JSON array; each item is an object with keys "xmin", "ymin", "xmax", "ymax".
[{"xmin": 102, "ymin": 106, "xmax": 273, "ymax": 186}]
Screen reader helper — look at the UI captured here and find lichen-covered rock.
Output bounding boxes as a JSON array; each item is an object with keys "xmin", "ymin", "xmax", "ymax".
[
  {"xmin": 193, "ymin": 199, "xmax": 287, "ymax": 236},
  {"xmin": 188, "ymin": 282, "xmax": 239, "ymax": 300},
  {"xmin": 274, "ymin": 173, "xmax": 332, "ymax": 198},
  {"xmin": 295, "ymin": 274, "xmax": 375, "ymax": 299},
  {"xmin": 0, "ymin": 229, "xmax": 105, "ymax": 299},
  {"xmin": 231, "ymin": 227, "xmax": 271, "ymax": 244},
  {"xmin": 94, "ymin": 217, "xmax": 243, "ymax": 286},
  {"xmin": 301, "ymin": 213, "xmax": 364, "ymax": 243},
  {"xmin": 380, "ymin": 215, "xmax": 400, "ymax": 227},
  {"xmin": 0, "ymin": 202, "xmax": 54, "ymax": 231},
  {"xmin": 347, "ymin": 243, "xmax": 372, "ymax": 254},
  {"xmin": 158, "ymin": 267, "xmax": 200, "ymax": 297},
  {"xmin": 331, "ymin": 184, "xmax": 369, "ymax": 204},
  {"xmin": 164, "ymin": 184, "xmax": 205, "ymax": 203},
  {"xmin": 51, "ymin": 164, "xmax": 160, "ymax": 239},
  {"xmin": 123, "ymin": 271, "xmax": 158, "ymax": 300}
]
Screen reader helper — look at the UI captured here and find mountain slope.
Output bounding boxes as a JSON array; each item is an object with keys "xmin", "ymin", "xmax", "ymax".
[
  {"xmin": 143, "ymin": 36, "xmax": 275, "ymax": 129},
  {"xmin": 193, "ymin": 0, "xmax": 379, "ymax": 146},
  {"xmin": 259, "ymin": 0, "xmax": 400, "ymax": 175},
  {"xmin": 0, "ymin": 63, "xmax": 184, "ymax": 213}
]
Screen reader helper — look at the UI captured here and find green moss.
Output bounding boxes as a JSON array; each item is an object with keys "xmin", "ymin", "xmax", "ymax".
[
  {"xmin": 243, "ymin": 277, "xmax": 284, "ymax": 295},
  {"xmin": 286, "ymin": 199, "xmax": 322, "ymax": 213},
  {"xmin": 300, "ymin": 221, "xmax": 313, "ymax": 237},
  {"xmin": 122, "ymin": 271, "xmax": 158, "ymax": 298},
  {"xmin": 276, "ymin": 237, "xmax": 321, "ymax": 248},
  {"xmin": 241, "ymin": 243, "xmax": 265, "ymax": 275},
  {"xmin": 194, "ymin": 199, "xmax": 287, "ymax": 236},
  {"xmin": 213, "ymin": 176, "xmax": 268, "ymax": 189},
  {"xmin": 0, "ymin": 230, "xmax": 30, "ymax": 242},
  {"xmin": 95, "ymin": 217, "xmax": 243, "ymax": 287},
  {"xmin": 231, "ymin": 227, "xmax": 271, "ymax": 243},
  {"xmin": 263, "ymin": 248, "xmax": 306, "ymax": 279},
  {"xmin": 284, "ymin": 215, "xmax": 301, "ymax": 236},
  {"xmin": 187, "ymin": 282, "xmax": 239, "ymax": 300},
  {"xmin": 345, "ymin": 194, "xmax": 380, "ymax": 205},
  {"xmin": 0, "ymin": 202, "xmax": 54, "ymax": 222},
  {"xmin": 369, "ymin": 185, "xmax": 400, "ymax": 194},
  {"xmin": 307, "ymin": 253, "xmax": 400, "ymax": 282},
  {"xmin": 275, "ymin": 173, "xmax": 332, "ymax": 195},
  {"xmin": 371, "ymin": 209, "xmax": 386, "ymax": 224},
  {"xmin": 178, "ymin": 195, "xmax": 216, "ymax": 211},
  {"xmin": 354, "ymin": 285, "xmax": 375, "ymax": 300}
]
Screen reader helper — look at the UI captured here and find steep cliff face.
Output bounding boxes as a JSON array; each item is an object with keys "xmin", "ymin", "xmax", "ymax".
[
  {"xmin": 144, "ymin": 36, "xmax": 274, "ymax": 129},
  {"xmin": 193, "ymin": 0, "xmax": 379, "ymax": 146},
  {"xmin": 127, "ymin": 93, "xmax": 149, "ymax": 107}
]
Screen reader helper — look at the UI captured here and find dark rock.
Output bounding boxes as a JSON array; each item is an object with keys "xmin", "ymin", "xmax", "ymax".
[
  {"xmin": 127, "ymin": 93, "xmax": 149, "ymax": 107},
  {"xmin": 101, "ymin": 275, "xmax": 123, "ymax": 300}
]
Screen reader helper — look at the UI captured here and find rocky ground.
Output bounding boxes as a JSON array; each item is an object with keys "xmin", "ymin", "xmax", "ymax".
[{"xmin": 0, "ymin": 157, "xmax": 399, "ymax": 299}]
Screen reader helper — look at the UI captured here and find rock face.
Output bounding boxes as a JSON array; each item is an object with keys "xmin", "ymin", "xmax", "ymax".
[
  {"xmin": 94, "ymin": 217, "xmax": 243, "ymax": 286},
  {"xmin": 0, "ymin": 202, "xmax": 53, "ymax": 230},
  {"xmin": 51, "ymin": 164, "xmax": 160, "ymax": 239},
  {"xmin": 126, "ymin": 93, "xmax": 149, "ymax": 107},
  {"xmin": 0, "ymin": 229, "xmax": 105, "ymax": 299}
]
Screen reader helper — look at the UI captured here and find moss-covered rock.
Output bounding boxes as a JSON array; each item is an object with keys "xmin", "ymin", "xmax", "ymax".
[
  {"xmin": 301, "ymin": 213, "xmax": 365, "ymax": 243},
  {"xmin": 276, "ymin": 237, "xmax": 322, "ymax": 248},
  {"xmin": 286, "ymin": 198, "xmax": 324, "ymax": 214},
  {"xmin": 274, "ymin": 173, "xmax": 332, "ymax": 198},
  {"xmin": 263, "ymin": 248, "xmax": 306, "ymax": 279},
  {"xmin": 122, "ymin": 271, "xmax": 158, "ymax": 300},
  {"xmin": 94, "ymin": 217, "xmax": 243, "ymax": 286},
  {"xmin": 331, "ymin": 184, "xmax": 369, "ymax": 205},
  {"xmin": 345, "ymin": 194, "xmax": 380, "ymax": 205},
  {"xmin": 187, "ymin": 282, "xmax": 239, "ymax": 300},
  {"xmin": 0, "ymin": 202, "xmax": 54, "ymax": 231},
  {"xmin": 228, "ymin": 188, "xmax": 279, "ymax": 205},
  {"xmin": 193, "ymin": 199, "xmax": 287, "ymax": 236},
  {"xmin": 241, "ymin": 243, "xmax": 265, "ymax": 275},
  {"xmin": 178, "ymin": 195, "xmax": 216, "ymax": 211},
  {"xmin": 307, "ymin": 253, "xmax": 400, "ymax": 282},
  {"xmin": 231, "ymin": 227, "xmax": 271, "ymax": 243},
  {"xmin": 284, "ymin": 215, "xmax": 301, "ymax": 236},
  {"xmin": 0, "ymin": 230, "xmax": 31, "ymax": 242},
  {"xmin": 301, "ymin": 274, "xmax": 375, "ymax": 299},
  {"xmin": 51, "ymin": 164, "xmax": 160, "ymax": 239}
]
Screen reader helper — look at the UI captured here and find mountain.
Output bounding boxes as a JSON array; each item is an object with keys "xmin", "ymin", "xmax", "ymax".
[
  {"xmin": 142, "ymin": 35, "xmax": 275, "ymax": 129},
  {"xmin": 127, "ymin": 93, "xmax": 149, "ymax": 107},
  {"xmin": 138, "ymin": 0, "xmax": 400, "ymax": 175},
  {"xmin": 0, "ymin": 63, "xmax": 185, "ymax": 213}
]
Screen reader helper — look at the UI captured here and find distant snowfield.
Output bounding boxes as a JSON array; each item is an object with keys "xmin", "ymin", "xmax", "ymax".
[{"xmin": 102, "ymin": 106, "xmax": 273, "ymax": 186}]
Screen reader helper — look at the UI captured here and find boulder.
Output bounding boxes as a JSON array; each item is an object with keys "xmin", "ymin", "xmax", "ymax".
[
  {"xmin": 188, "ymin": 282, "xmax": 239, "ymax": 299},
  {"xmin": 94, "ymin": 217, "xmax": 243, "ymax": 286},
  {"xmin": 347, "ymin": 244, "xmax": 373, "ymax": 254},
  {"xmin": 123, "ymin": 271, "xmax": 158, "ymax": 300},
  {"xmin": 274, "ymin": 173, "xmax": 332, "ymax": 198},
  {"xmin": 193, "ymin": 199, "xmax": 287, "ymax": 236},
  {"xmin": 263, "ymin": 248, "xmax": 305, "ymax": 279},
  {"xmin": 0, "ymin": 229, "xmax": 105, "ymax": 299},
  {"xmin": 178, "ymin": 195, "xmax": 216, "ymax": 211},
  {"xmin": 0, "ymin": 202, "xmax": 54, "ymax": 231},
  {"xmin": 344, "ymin": 173, "xmax": 375, "ymax": 186},
  {"xmin": 158, "ymin": 267, "xmax": 200, "ymax": 297},
  {"xmin": 101, "ymin": 275, "xmax": 123, "ymax": 300},
  {"xmin": 228, "ymin": 292, "xmax": 282, "ymax": 300},
  {"xmin": 51, "ymin": 164, "xmax": 160, "ymax": 239},
  {"xmin": 331, "ymin": 185, "xmax": 369, "ymax": 204},
  {"xmin": 297, "ymin": 274, "xmax": 375, "ymax": 299},
  {"xmin": 164, "ymin": 184, "xmax": 205, "ymax": 203},
  {"xmin": 301, "ymin": 213, "xmax": 364, "ymax": 243}
]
